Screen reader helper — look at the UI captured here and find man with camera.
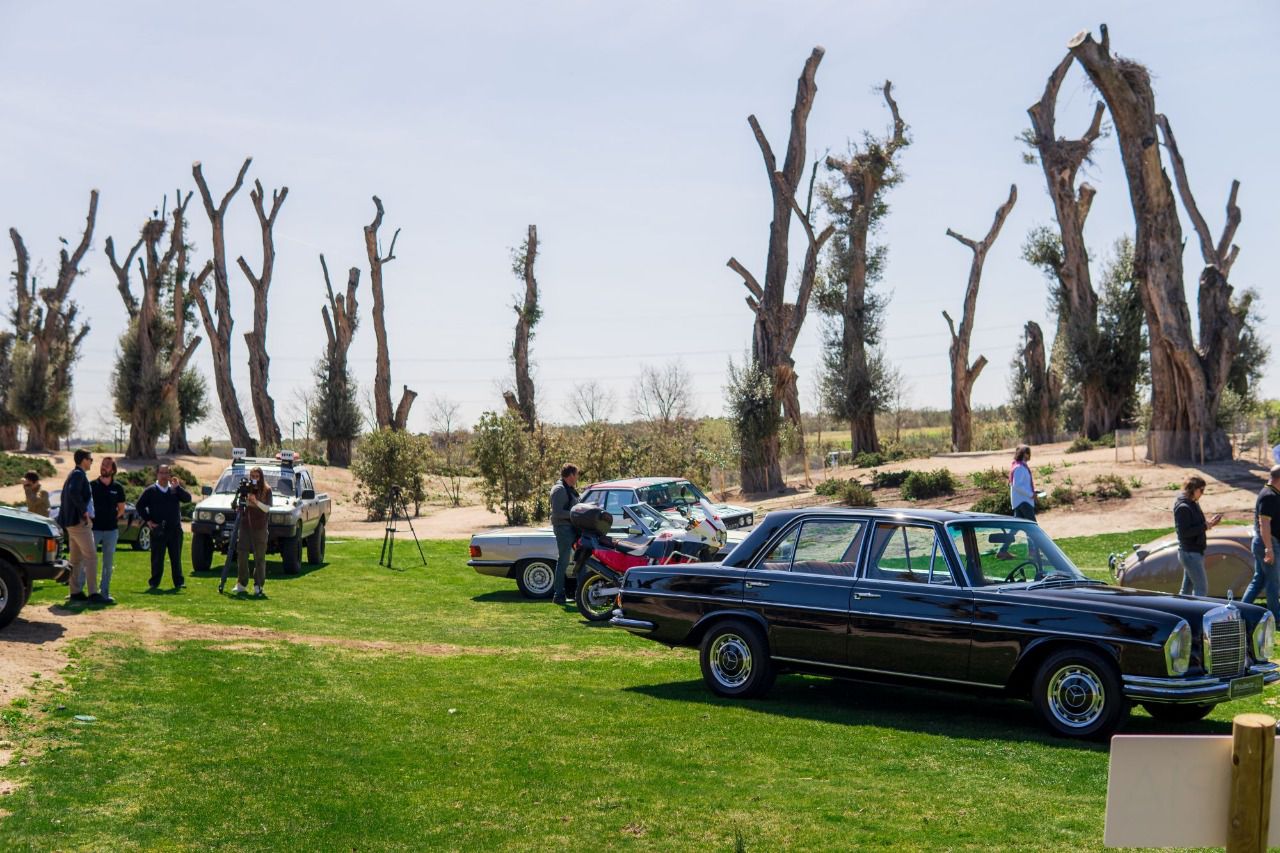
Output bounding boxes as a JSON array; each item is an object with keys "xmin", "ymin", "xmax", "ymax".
[
  {"xmin": 136, "ymin": 464, "xmax": 193, "ymax": 591},
  {"xmin": 232, "ymin": 466, "xmax": 272, "ymax": 596}
]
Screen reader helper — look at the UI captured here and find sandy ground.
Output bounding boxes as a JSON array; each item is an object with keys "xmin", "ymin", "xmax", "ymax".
[{"xmin": 2, "ymin": 439, "xmax": 1270, "ymax": 543}]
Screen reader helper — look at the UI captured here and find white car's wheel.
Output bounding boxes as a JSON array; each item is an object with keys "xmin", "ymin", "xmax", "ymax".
[{"xmin": 515, "ymin": 560, "xmax": 555, "ymax": 599}]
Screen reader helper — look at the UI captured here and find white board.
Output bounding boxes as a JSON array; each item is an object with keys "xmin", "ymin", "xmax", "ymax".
[{"xmin": 1106, "ymin": 734, "xmax": 1280, "ymax": 847}]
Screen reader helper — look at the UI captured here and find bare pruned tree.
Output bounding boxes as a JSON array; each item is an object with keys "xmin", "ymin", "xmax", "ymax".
[
  {"xmin": 726, "ymin": 46, "xmax": 828, "ymax": 492},
  {"xmin": 106, "ymin": 192, "xmax": 208, "ymax": 458},
  {"xmin": 427, "ymin": 395, "xmax": 466, "ymax": 507},
  {"xmin": 942, "ymin": 184, "xmax": 1017, "ymax": 452},
  {"xmin": 633, "ymin": 362, "xmax": 693, "ymax": 426},
  {"xmin": 1011, "ymin": 321, "xmax": 1060, "ymax": 445},
  {"xmin": 569, "ymin": 380, "xmax": 616, "ymax": 426},
  {"xmin": 505, "ymin": 224, "xmax": 539, "ymax": 429},
  {"xmin": 317, "ymin": 254, "xmax": 362, "ymax": 466},
  {"xmin": 236, "ymin": 178, "xmax": 288, "ymax": 449},
  {"xmin": 1069, "ymin": 25, "xmax": 1243, "ymax": 462},
  {"xmin": 364, "ymin": 196, "xmax": 416, "ymax": 431},
  {"xmin": 823, "ymin": 79, "xmax": 910, "ymax": 457},
  {"xmin": 191, "ymin": 157, "xmax": 257, "ymax": 453},
  {"xmin": 7, "ymin": 189, "xmax": 98, "ymax": 451}
]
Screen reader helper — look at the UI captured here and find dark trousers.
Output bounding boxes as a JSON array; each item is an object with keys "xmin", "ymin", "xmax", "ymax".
[
  {"xmin": 149, "ymin": 524, "xmax": 185, "ymax": 588},
  {"xmin": 552, "ymin": 524, "xmax": 576, "ymax": 598}
]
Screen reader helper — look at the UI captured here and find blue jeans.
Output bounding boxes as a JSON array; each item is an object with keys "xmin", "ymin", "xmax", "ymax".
[
  {"xmin": 1178, "ymin": 549, "xmax": 1207, "ymax": 597},
  {"xmin": 552, "ymin": 525, "xmax": 576, "ymax": 599},
  {"xmin": 1244, "ymin": 536, "xmax": 1280, "ymax": 620},
  {"xmin": 93, "ymin": 529, "xmax": 119, "ymax": 597}
]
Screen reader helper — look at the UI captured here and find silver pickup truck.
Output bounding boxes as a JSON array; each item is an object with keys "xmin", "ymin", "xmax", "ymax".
[{"xmin": 189, "ymin": 451, "xmax": 331, "ymax": 574}]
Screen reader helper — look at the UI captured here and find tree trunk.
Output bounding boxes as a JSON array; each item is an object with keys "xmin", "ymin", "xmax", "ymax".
[
  {"xmin": 168, "ymin": 423, "xmax": 193, "ymax": 456},
  {"xmin": 364, "ymin": 196, "xmax": 414, "ymax": 431},
  {"xmin": 24, "ymin": 420, "xmax": 47, "ymax": 454},
  {"xmin": 826, "ymin": 81, "xmax": 908, "ymax": 458},
  {"xmin": 192, "ymin": 159, "xmax": 257, "ymax": 454},
  {"xmin": 320, "ymin": 255, "xmax": 360, "ymax": 466},
  {"xmin": 943, "ymin": 185, "xmax": 1017, "ymax": 452},
  {"xmin": 237, "ymin": 179, "xmax": 288, "ymax": 449},
  {"xmin": 1069, "ymin": 27, "xmax": 1237, "ymax": 462},
  {"xmin": 510, "ymin": 224, "xmax": 538, "ymax": 429},
  {"xmin": 1021, "ymin": 321, "xmax": 1059, "ymax": 444},
  {"xmin": 726, "ymin": 46, "xmax": 829, "ymax": 492},
  {"xmin": 0, "ymin": 425, "xmax": 17, "ymax": 451}
]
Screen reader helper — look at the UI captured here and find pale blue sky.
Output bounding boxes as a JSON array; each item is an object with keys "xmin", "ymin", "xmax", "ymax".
[{"xmin": 1, "ymin": 0, "xmax": 1276, "ymax": 440}]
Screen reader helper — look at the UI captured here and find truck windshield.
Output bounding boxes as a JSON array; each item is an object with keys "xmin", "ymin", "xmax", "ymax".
[{"xmin": 214, "ymin": 470, "xmax": 296, "ymax": 497}]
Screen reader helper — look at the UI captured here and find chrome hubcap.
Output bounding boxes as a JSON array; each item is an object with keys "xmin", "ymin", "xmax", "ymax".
[
  {"xmin": 710, "ymin": 634, "xmax": 753, "ymax": 687},
  {"xmin": 1047, "ymin": 665, "xmax": 1106, "ymax": 728},
  {"xmin": 139, "ymin": 527, "xmax": 150, "ymax": 549},
  {"xmin": 524, "ymin": 563, "xmax": 553, "ymax": 595}
]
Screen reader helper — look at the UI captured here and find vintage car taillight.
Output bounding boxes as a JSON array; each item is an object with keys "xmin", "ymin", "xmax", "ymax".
[{"xmin": 469, "ymin": 545, "xmax": 481, "ymax": 558}]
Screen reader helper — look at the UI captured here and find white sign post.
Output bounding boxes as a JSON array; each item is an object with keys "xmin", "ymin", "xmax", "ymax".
[{"xmin": 1106, "ymin": 713, "xmax": 1276, "ymax": 851}]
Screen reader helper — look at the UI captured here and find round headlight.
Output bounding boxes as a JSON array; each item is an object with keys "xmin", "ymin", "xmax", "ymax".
[
  {"xmin": 1254, "ymin": 613, "xmax": 1275, "ymax": 661},
  {"xmin": 1165, "ymin": 620, "xmax": 1192, "ymax": 676},
  {"xmin": 214, "ymin": 513, "xmax": 226, "ymax": 525}
]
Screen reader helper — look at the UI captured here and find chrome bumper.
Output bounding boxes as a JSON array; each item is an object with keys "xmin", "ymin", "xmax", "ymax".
[
  {"xmin": 467, "ymin": 560, "xmax": 512, "ymax": 578},
  {"xmin": 609, "ymin": 609, "xmax": 656, "ymax": 633},
  {"xmin": 1122, "ymin": 662, "xmax": 1280, "ymax": 704}
]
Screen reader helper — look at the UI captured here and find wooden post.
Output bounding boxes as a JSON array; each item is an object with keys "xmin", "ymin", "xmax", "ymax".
[{"xmin": 1227, "ymin": 712, "xmax": 1275, "ymax": 853}]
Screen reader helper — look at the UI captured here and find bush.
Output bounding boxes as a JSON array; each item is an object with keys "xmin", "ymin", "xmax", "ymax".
[
  {"xmin": 970, "ymin": 492, "xmax": 1012, "ymax": 514},
  {"xmin": 1065, "ymin": 436, "xmax": 1094, "ymax": 453},
  {"xmin": 352, "ymin": 429, "xmax": 432, "ymax": 521},
  {"xmin": 871, "ymin": 469, "xmax": 911, "ymax": 489},
  {"xmin": 814, "ymin": 478, "xmax": 847, "ymax": 497},
  {"xmin": 471, "ymin": 412, "xmax": 542, "ymax": 525},
  {"xmin": 1092, "ymin": 473, "xmax": 1131, "ymax": 500},
  {"xmin": 0, "ymin": 453, "xmax": 56, "ymax": 487},
  {"xmin": 970, "ymin": 467, "xmax": 1006, "ymax": 492},
  {"xmin": 899, "ymin": 469, "xmax": 957, "ymax": 501},
  {"xmin": 117, "ymin": 465, "xmax": 198, "ymax": 488},
  {"xmin": 838, "ymin": 481, "xmax": 876, "ymax": 507},
  {"xmin": 854, "ymin": 451, "xmax": 885, "ymax": 468},
  {"xmin": 1048, "ymin": 485, "xmax": 1077, "ymax": 506}
]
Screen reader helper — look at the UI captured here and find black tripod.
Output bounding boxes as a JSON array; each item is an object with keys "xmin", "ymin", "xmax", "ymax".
[{"xmin": 379, "ymin": 487, "xmax": 426, "ymax": 570}]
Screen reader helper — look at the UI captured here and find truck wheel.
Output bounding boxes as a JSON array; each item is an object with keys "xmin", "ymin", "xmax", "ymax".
[
  {"xmin": 191, "ymin": 533, "xmax": 214, "ymax": 573},
  {"xmin": 133, "ymin": 524, "xmax": 152, "ymax": 552},
  {"xmin": 699, "ymin": 620, "xmax": 775, "ymax": 699},
  {"xmin": 23, "ymin": 575, "xmax": 33, "ymax": 606},
  {"xmin": 514, "ymin": 559, "xmax": 555, "ymax": 599},
  {"xmin": 0, "ymin": 562, "xmax": 24, "ymax": 631},
  {"xmin": 282, "ymin": 527, "xmax": 302, "ymax": 575},
  {"xmin": 306, "ymin": 521, "xmax": 326, "ymax": 565},
  {"xmin": 1031, "ymin": 648, "xmax": 1129, "ymax": 739}
]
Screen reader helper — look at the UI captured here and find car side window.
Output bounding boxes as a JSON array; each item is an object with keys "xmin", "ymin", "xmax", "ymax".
[
  {"xmin": 602, "ymin": 491, "xmax": 628, "ymax": 518},
  {"xmin": 866, "ymin": 523, "xmax": 954, "ymax": 585},
  {"xmin": 759, "ymin": 527, "xmax": 799, "ymax": 572},
  {"xmin": 790, "ymin": 520, "xmax": 865, "ymax": 578}
]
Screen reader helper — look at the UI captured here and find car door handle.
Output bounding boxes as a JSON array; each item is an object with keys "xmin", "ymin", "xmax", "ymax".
[
  {"xmin": 745, "ymin": 581, "xmax": 770, "ymax": 589},
  {"xmin": 853, "ymin": 592, "xmax": 880, "ymax": 600}
]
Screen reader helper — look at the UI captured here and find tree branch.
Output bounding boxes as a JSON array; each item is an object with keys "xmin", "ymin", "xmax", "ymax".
[
  {"xmin": 883, "ymin": 80, "xmax": 907, "ymax": 151},
  {"xmin": 746, "ymin": 115, "xmax": 777, "ymax": 177},
  {"xmin": 1156, "ymin": 113, "xmax": 1216, "ymax": 266},
  {"xmin": 726, "ymin": 258, "xmax": 764, "ymax": 301}
]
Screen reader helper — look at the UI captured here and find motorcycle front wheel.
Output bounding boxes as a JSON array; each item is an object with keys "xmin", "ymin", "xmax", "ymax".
[{"xmin": 575, "ymin": 570, "xmax": 616, "ymax": 622}]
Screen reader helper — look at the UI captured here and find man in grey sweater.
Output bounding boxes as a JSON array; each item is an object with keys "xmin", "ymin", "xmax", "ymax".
[{"xmin": 549, "ymin": 463, "xmax": 581, "ymax": 606}]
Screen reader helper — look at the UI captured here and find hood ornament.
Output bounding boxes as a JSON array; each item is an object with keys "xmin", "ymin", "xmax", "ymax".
[{"xmin": 1227, "ymin": 588, "xmax": 1236, "ymax": 608}]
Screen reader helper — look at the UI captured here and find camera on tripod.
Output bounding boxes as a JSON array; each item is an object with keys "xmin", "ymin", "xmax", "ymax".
[{"xmin": 233, "ymin": 477, "xmax": 251, "ymax": 512}]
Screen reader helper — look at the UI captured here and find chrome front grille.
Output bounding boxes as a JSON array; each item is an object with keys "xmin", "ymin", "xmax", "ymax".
[{"xmin": 1207, "ymin": 615, "xmax": 1247, "ymax": 677}]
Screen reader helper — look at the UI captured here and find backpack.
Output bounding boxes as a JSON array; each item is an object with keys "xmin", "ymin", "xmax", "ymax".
[{"xmin": 570, "ymin": 502, "xmax": 613, "ymax": 535}]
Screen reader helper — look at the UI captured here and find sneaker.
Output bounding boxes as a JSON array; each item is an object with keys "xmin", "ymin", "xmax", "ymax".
[
  {"xmin": 231, "ymin": 583, "xmax": 247, "ymax": 594},
  {"xmin": 254, "ymin": 586, "xmax": 264, "ymax": 597},
  {"xmin": 69, "ymin": 591, "xmax": 89, "ymax": 602},
  {"xmin": 218, "ymin": 582, "xmax": 226, "ymax": 594},
  {"xmin": 88, "ymin": 593, "xmax": 110, "ymax": 605},
  {"xmin": 100, "ymin": 594, "xmax": 117, "ymax": 605}
]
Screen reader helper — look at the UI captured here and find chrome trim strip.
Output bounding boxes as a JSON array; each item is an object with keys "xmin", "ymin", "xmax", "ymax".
[
  {"xmin": 625, "ymin": 589, "xmax": 744, "ymax": 607},
  {"xmin": 466, "ymin": 560, "xmax": 514, "ymax": 568},
  {"xmin": 609, "ymin": 612, "xmax": 656, "ymax": 632},
  {"xmin": 771, "ymin": 656, "xmax": 1001, "ymax": 689}
]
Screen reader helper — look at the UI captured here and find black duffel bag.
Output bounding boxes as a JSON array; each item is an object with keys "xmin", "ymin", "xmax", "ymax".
[{"xmin": 570, "ymin": 502, "xmax": 613, "ymax": 535}]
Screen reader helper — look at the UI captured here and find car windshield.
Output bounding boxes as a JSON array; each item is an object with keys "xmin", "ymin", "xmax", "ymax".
[
  {"xmin": 214, "ymin": 469, "xmax": 295, "ymax": 498},
  {"xmin": 635, "ymin": 480, "xmax": 708, "ymax": 511},
  {"xmin": 626, "ymin": 502, "xmax": 683, "ymax": 532},
  {"xmin": 947, "ymin": 520, "xmax": 1090, "ymax": 587}
]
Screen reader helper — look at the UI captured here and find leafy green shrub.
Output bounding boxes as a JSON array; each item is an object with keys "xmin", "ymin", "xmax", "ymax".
[
  {"xmin": 1048, "ymin": 485, "xmax": 1077, "ymax": 506},
  {"xmin": 117, "ymin": 465, "xmax": 198, "ymax": 488},
  {"xmin": 854, "ymin": 451, "xmax": 885, "ymax": 468},
  {"xmin": 1065, "ymin": 436, "xmax": 1094, "ymax": 453},
  {"xmin": 352, "ymin": 429, "xmax": 432, "ymax": 521},
  {"xmin": 838, "ymin": 481, "xmax": 876, "ymax": 507},
  {"xmin": 970, "ymin": 491, "xmax": 1013, "ymax": 514},
  {"xmin": 1127, "ymin": 476, "xmax": 1142, "ymax": 490},
  {"xmin": 814, "ymin": 478, "xmax": 847, "ymax": 497},
  {"xmin": 0, "ymin": 453, "xmax": 56, "ymax": 487},
  {"xmin": 1092, "ymin": 474, "xmax": 1131, "ymax": 500},
  {"xmin": 1095, "ymin": 432, "xmax": 1116, "ymax": 448},
  {"xmin": 970, "ymin": 467, "xmax": 1005, "ymax": 492},
  {"xmin": 1036, "ymin": 463, "xmax": 1055, "ymax": 479},
  {"xmin": 871, "ymin": 469, "xmax": 912, "ymax": 489},
  {"xmin": 899, "ymin": 469, "xmax": 957, "ymax": 501}
]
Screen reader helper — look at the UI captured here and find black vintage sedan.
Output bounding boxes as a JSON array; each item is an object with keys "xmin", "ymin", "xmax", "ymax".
[{"xmin": 610, "ymin": 508, "xmax": 1279, "ymax": 738}]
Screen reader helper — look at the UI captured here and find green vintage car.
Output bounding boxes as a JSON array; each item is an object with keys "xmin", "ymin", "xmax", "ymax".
[{"xmin": 0, "ymin": 505, "xmax": 68, "ymax": 630}]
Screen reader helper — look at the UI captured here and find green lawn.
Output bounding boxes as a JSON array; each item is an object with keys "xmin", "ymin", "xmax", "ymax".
[{"xmin": 0, "ymin": 527, "xmax": 1265, "ymax": 851}]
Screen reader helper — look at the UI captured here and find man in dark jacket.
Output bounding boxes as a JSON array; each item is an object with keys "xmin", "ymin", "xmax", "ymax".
[
  {"xmin": 1244, "ymin": 465, "xmax": 1280, "ymax": 619},
  {"xmin": 59, "ymin": 449, "xmax": 98, "ymax": 602},
  {"xmin": 136, "ymin": 464, "xmax": 193, "ymax": 591},
  {"xmin": 1172, "ymin": 475, "xmax": 1221, "ymax": 597},
  {"xmin": 549, "ymin": 463, "xmax": 580, "ymax": 606}
]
